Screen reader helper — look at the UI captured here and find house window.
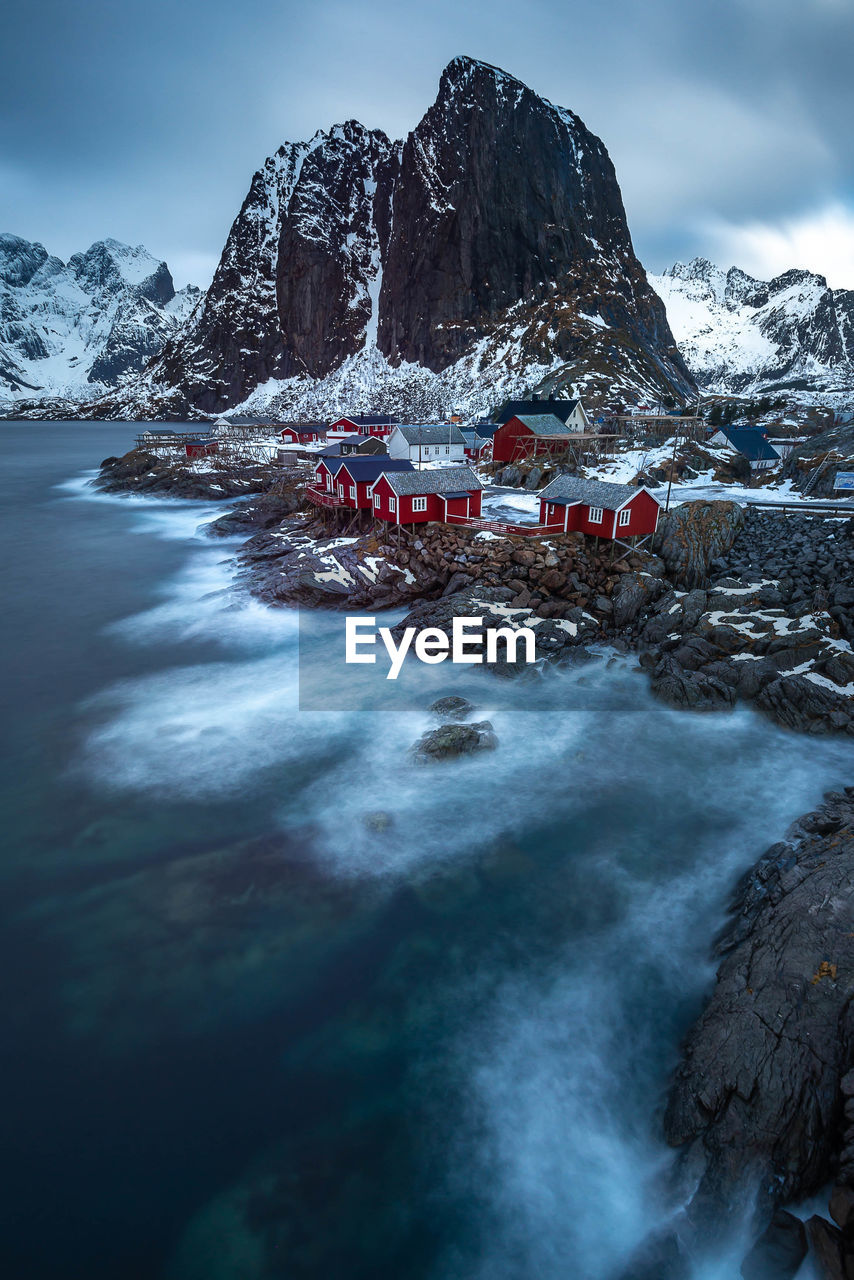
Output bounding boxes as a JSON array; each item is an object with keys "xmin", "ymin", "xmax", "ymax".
[
  {"xmin": 589, "ymin": 506, "xmax": 603, "ymax": 524},
  {"xmin": 445, "ymin": 446, "xmax": 450, "ymax": 454},
  {"xmin": 326, "ymin": 473, "xmax": 333, "ymax": 490},
  {"xmin": 373, "ymin": 493, "xmax": 381, "ymax": 509},
  {"xmin": 618, "ymin": 508, "xmax": 631, "ymax": 527},
  {"xmin": 412, "ymin": 496, "xmax": 427, "ymax": 512},
  {"xmin": 389, "ymin": 497, "xmax": 396, "ymax": 514},
  {"xmin": 350, "ymin": 485, "xmax": 356, "ymax": 500},
  {"xmin": 338, "ymin": 484, "xmax": 345, "ymax": 499}
]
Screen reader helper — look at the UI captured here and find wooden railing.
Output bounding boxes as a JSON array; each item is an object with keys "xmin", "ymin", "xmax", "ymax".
[
  {"xmin": 305, "ymin": 485, "xmax": 341, "ymax": 508},
  {"xmin": 445, "ymin": 513, "xmax": 552, "ymax": 537}
]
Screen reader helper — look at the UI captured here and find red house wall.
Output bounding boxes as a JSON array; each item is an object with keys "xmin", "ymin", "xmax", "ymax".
[
  {"xmin": 398, "ymin": 492, "xmax": 444, "ymax": 523},
  {"xmin": 493, "ymin": 416, "xmax": 570, "ymax": 464},
  {"xmin": 537, "ymin": 491, "xmax": 660, "ymax": 537},
  {"xmin": 330, "ymin": 418, "xmax": 390, "ymax": 438},
  {"xmin": 314, "ymin": 460, "xmax": 342, "ymax": 493},
  {"xmin": 615, "ymin": 490, "xmax": 660, "ymax": 537},
  {"xmin": 369, "ymin": 474, "xmax": 399, "ymax": 522},
  {"xmin": 370, "ymin": 478, "xmax": 481, "ymax": 524}
]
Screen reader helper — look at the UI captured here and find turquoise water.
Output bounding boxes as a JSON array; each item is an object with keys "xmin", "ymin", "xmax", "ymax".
[{"xmin": 1, "ymin": 422, "xmax": 851, "ymax": 1279}]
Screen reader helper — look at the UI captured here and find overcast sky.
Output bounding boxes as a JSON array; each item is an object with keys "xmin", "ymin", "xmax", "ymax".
[{"xmin": 3, "ymin": 0, "xmax": 853, "ymax": 289}]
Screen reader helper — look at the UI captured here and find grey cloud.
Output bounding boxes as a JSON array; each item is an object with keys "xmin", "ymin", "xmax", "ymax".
[{"xmin": 1, "ymin": 0, "xmax": 852, "ymax": 286}]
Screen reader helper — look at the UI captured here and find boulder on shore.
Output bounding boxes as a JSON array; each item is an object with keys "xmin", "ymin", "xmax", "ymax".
[{"xmin": 656, "ymin": 501, "xmax": 745, "ymax": 589}]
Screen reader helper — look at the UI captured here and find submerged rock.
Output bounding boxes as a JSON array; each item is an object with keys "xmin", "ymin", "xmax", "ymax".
[{"xmin": 411, "ymin": 721, "xmax": 498, "ymax": 763}]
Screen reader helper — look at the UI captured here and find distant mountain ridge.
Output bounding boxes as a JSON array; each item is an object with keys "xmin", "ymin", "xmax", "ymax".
[
  {"xmin": 80, "ymin": 56, "xmax": 693, "ymax": 422},
  {"xmin": 0, "ymin": 234, "xmax": 201, "ymax": 402},
  {"xmin": 649, "ymin": 257, "xmax": 854, "ymax": 402}
]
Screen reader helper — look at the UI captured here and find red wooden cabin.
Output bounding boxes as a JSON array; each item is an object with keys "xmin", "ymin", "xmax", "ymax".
[
  {"xmin": 279, "ymin": 423, "xmax": 325, "ymax": 444},
  {"xmin": 310, "ymin": 457, "xmax": 414, "ymax": 510},
  {"xmin": 368, "ymin": 466, "xmax": 483, "ymax": 525},
  {"xmin": 493, "ymin": 414, "xmax": 578, "ymax": 464},
  {"xmin": 329, "ymin": 414, "xmax": 395, "ymax": 438},
  {"xmin": 538, "ymin": 476, "xmax": 661, "ymax": 539}
]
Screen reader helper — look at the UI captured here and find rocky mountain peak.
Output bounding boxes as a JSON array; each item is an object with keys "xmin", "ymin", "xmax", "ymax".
[
  {"xmin": 0, "ymin": 233, "xmax": 62, "ymax": 289},
  {"xmin": 80, "ymin": 58, "xmax": 695, "ymax": 420}
]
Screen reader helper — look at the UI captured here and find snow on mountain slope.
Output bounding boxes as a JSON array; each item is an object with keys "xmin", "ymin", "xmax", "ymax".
[
  {"xmin": 649, "ymin": 257, "xmax": 854, "ymax": 402},
  {"xmin": 0, "ymin": 234, "xmax": 201, "ymax": 401},
  {"xmin": 78, "ymin": 56, "xmax": 693, "ymax": 422}
]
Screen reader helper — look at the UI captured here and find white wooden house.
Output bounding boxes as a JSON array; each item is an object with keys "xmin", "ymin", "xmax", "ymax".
[{"xmin": 388, "ymin": 425, "xmax": 467, "ymax": 465}]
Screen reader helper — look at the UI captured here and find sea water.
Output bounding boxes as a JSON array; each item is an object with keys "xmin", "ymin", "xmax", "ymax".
[{"xmin": 1, "ymin": 422, "xmax": 850, "ymax": 1279}]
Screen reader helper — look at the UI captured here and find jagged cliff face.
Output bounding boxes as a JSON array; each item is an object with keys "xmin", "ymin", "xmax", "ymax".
[
  {"xmin": 0, "ymin": 235, "xmax": 200, "ymax": 401},
  {"xmin": 377, "ymin": 59, "xmax": 665, "ymax": 374},
  {"xmin": 90, "ymin": 56, "xmax": 695, "ymax": 421},
  {"xmin": 650, "ymin": 257, "xmax": 854, "ymax": 401}
]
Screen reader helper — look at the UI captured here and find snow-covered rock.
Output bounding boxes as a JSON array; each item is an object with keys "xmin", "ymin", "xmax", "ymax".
[
  {"xmin": 0, "ymin": 234, "xmax": 201, "ymax": 401},
  {"xmin": 649, "ymin": 257, "xmax": 854, "ymax": 403}
]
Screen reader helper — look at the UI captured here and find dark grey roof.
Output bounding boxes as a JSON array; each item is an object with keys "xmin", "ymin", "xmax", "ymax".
[
  {"xmin": 509, "ymin": 414, "xmax": 577, "ymax": 437},
  {"xmin": 497, "ymin": 398, "xmax": 580, "ymax": 424},
  {"xmin": 317, "ymin": 455, "xmax": 349, "ymax": 474},
  {"xmin": 336, "ymin": 413, "xmax": 395, "ymax": 426},
  {"xmin": 720, "ymin": 428, "xmax": 780, "ymax": 462},
  {"xmin": 394, "ymin": 424, "xmax": 467, "ymax": 446},
  {"xmin": 474, "ymin": 423, "xmax": 500, "ymax": 438},
  {"xmin": 337, "ymin": 458, "xmax": 414, "ymax": 481},
  {"xmin": 379, "ymin": 465, "xmax": 484, "ymax": 496},
  {"xmin": 539, "ymin": 474, "xmax": 646, "ymax": 509}
]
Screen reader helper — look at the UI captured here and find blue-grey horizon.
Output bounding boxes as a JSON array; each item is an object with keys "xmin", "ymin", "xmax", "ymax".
[{"xmin": 2, "ymin": 0, "xmax": 853, "ymax": 289}]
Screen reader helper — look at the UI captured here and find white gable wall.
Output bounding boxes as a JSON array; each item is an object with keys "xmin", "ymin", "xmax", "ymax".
[{"xmin": 388, "ymin": 427, "xmax": 465, "ymax": 463}]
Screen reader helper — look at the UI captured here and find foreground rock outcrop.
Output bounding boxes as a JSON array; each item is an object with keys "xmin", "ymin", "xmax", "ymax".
[
  {"xmin": 664, "ymin": 789, "xmax": 854, "ymax": 1272},
  {"xmin": 96, "ymin": 449, "xmax": 290, "ymax": 501},
  {"xmin": 240, "ymin": 514, "xmax": 658, "ymax": 627}
]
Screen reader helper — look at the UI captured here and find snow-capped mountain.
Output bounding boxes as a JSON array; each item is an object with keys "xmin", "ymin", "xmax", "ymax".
[
  {"xmin": 87, "ymin": 56, "xmax": 693, "ymax": 421},
  {"xmin": 649, "ymin": 257, "xmax": 854, "ymax": 401},
  {"xmin": 0, "ymin": 235, "xmax": 201, "ymax": 401}
]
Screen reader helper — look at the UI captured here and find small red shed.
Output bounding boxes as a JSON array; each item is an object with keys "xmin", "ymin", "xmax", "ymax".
[
  {"xmin": 185, "ymin": 438, "xmax": 218, "ymax": 459},
  {"xmin": 368, "ymin": 466, "xmax": 483, "ymax": 526},
  {"xmin": 538, "ymin": 476, "xmax": 661, "ymax": 540}
]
